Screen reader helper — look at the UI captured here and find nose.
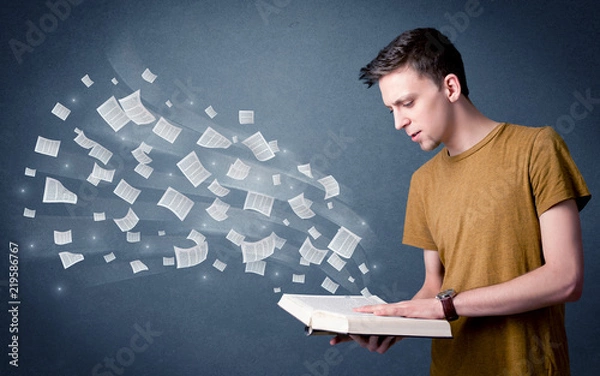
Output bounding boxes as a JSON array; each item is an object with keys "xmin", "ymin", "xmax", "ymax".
[{"xmin": 394, "ymin": 113, "xmax": 410, "ymax": 131}]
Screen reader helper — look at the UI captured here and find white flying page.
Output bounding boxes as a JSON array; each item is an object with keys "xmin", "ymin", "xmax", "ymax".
[
  {"xmin": 58, "ymin": 252, "xmax": 84, "ymax": 269},
  {"xmin": 328, "ymin": 226, "xmax": 362, "ymax": 259},
  {"xmin": 113, "ymin": 179, "xmax": 141, "ymax": 205},
  {"xmin": 206, "ymin": 198, "xmax": 230, "ymax": 222},
  {"xmin": 157, "ymin": 187, "xmax": 194, "ymax": 221},
  {"xmin": 130, "ymin": 260, "xmax": 148, "ymax": 274},
  {"xmin": 141, "ymin": 68, "xmax": 157, "ymax": 83},
  {"xmin": 321, "ymin": 277, "xmax": 339, "ymax": 294},
  {"xmin": 35, "ymin": 136, "xmax": 61, "ymax": 157},
  {"xmin": 177, "ymin": 151, "xmax": 211, "ymax": 187},
  {"xmin": 174, "ymin": 243, "xmax": 208, "ymax": 269},
  {"xmin": 152, "ymin": 117, "xmax": 181, "ymax": 144},
  {"xmin": 239, "ymin": 110, "xmax": 254, "ymax": 124},
  {"xmin": 318, "ymin": 175, "xmax": 340, "ymax": 200},
  {"xmin": 89, "ymin": 144, "xmax": 113, "ymax": 165},
  {"xmin": 226, "ymin": 159, "xmax": 251, "ymax": 180},
  {"xmin": 207, "ymin": 179, "xmax": 230, "ymax": 197},
  {"xmin": 43, "ymin": 177, "xmax": 77, "ymax": 204},
  {"xmin": 97, "ymin": 96, "xmax": 130, "ymax": 132},
  {"xmin": 242, "ymin": 131, "xmax": 275, "ymax": 161},
  {"xmin": 298, "ymin": 237, "xmax": 328, "ymax": 265},
  {"xmin": 53, "ymin": 230, "xmax": 73, "ymax": 245},
  {"xmin": 113, "ymin": 208, "xmax": 139, "ymax": 232},
  {"xmin": 288, "ymin": 193, "xmax": 315, "ymax": 219},
  {"xmin": 197, "ymin": 126, "xmax": 232, "ymax": 149},
  {"xmin": 118, "ymin": 90, "xmax": 156, "ymax": 125},
  {"xmin": 51, "ymin": 102, "xmax": 71, "ymax": 121},
  {"xmin": 241, "ymin": 234, "xmax": 275, "ymax": 263},
  {"xmin": 245, "ymin": 260, "xmax": 266, "ymax": 276},
  {"xmin": 243, "ymin": 191, "xmax": 274, "ymax": 217}
]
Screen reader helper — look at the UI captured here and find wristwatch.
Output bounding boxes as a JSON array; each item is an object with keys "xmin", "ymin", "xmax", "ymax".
[{"xmin": 436, "ymin": 289, "xmax": 458, "ymax": 321}]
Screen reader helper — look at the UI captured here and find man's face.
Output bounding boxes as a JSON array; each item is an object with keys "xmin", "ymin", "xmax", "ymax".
[{"xmin": 379, "ymin": 66, "xmax": 452, "ymax": 151}]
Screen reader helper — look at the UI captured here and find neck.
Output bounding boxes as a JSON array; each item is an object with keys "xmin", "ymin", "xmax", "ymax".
[{"xmin": 443, "ymin": 96, "xmax": 499, "ymax": 156}]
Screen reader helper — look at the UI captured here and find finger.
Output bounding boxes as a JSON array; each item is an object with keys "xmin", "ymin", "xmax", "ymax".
[
  {"xmin": 375, "ymin": 336, "xmax": 398, "ymax": 354},
  {"xmin": 329, "ymin": 334, "xmax": 352, "ymax": 346},
  {"xmin": 348, "ymin": 334, "xmax": 370, "ymax": 348},
  {"xmin": 353, "ymin": 304, "xmax": 384, "ymax": 313}
]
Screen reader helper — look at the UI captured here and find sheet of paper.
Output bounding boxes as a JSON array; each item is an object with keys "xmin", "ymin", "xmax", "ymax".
[
  {"xmin": 35, "ymin": 136, "xmax": 61, "ymax": 157},
  {"xmin": 206, "ymin": 198, "xmax": 230, "ymax": 222},
  {"xmin": 298, "ymin": 237, "xmax": 327, "ymax": 265},
  {"xmin": 243, "ymin": 191, "xmax": 274, "ymax": 217},
  {"xmin": 43, "ymin": 177, "xmax": 77, "ymax": 204},
  {"xmin": 197, "ymin": 126, "xmax": 232, "ymax": 149},
  {"xmin": 174, "ymin": 243, "xmax": 208, "ymax": 269},
  {"xmin": 51, "ymin": 102, "xmax": 71, "ymax": 121},
  {"xmin": 328, "ymin": 226, "xmax": 362, "ymax": 259},
  {"xmin": 113, "ymin": 208, "xmax": 139, "ymax": 232},
  {"xmin": 54, "ymin": 230, "xmax": 72, "ymax": 245},
  {"xmin": 157, "ymin": 187, "xmax": 194, "ymax": 221},
  {"xmin": 152, "ymin": 117, "xmax": 181, "ymax": 144},
  {"xmin": 58, "ymin": 252, "xmax": 84, "ymax": 269},
  {"xmin": 113, "ymin": 179, "xmax": 141, "ymax": 205},
  {"xmin": 118, "ymin": 89, "xmax": 156, "ymax": 125},
  {"xmin": 321, "ymin": 277, "xmax": 339, "ymax": 294},
  {"xmin": 97, "ymin": 96, "xmax": 130, "ymax": 132},
  {"xmin": 177, "ymin": 151, "xmax": 211, "ymax": 187},
  {"xmin": 242, "ymin": 131, "xmax": 275, "ymax": 161},
  {"xmin": 318, "ymin": 175, "xmax": 340, "ymax": 199},
  {"xmin": 226, "ymin": 158, "xmax": 250, "ymax": 180},
  {"xmin": 130, "ymin": 260, "xmax": 148, "ymax": 274}
]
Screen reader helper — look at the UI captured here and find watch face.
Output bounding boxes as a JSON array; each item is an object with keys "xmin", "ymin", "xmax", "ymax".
[{"xmin": 438, "ymin": 289, "xmax": 456, "ymax": 299}]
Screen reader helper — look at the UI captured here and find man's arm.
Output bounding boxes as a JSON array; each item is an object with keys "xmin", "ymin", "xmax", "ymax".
[{"xmin": 356, "ymin": 198, "xmax": 584, "ymax": 319}]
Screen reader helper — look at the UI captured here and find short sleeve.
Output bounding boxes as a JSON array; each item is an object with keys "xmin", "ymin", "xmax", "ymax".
[
  {"xmin": 402, "ymin": 172, "xmax": 438, "ymax": 250},
  {"xmin": 529, "ymin": 127, "xmax": 591, "ymax": 216}
]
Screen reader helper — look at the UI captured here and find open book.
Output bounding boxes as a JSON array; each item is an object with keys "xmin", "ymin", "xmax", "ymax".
[{"xmin": 277, "ymin": 294, "xmax": 452, "ymax": 338}]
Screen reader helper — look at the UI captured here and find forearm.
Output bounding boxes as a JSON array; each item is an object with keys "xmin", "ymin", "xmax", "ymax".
[{"xmin": 454, "ymin": 263, "xmax": 583, "ymax": 317}]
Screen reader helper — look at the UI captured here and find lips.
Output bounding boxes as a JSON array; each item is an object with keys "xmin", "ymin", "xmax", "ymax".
[{"xmin": 410, "ymin": 131, "xmax": 421, "ymax": 141}]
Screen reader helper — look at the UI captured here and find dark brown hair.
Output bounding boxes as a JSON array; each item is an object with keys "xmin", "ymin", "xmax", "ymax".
[{"xmin": 359, "ymin": 28, "xmax": 469, "ymax": 97}]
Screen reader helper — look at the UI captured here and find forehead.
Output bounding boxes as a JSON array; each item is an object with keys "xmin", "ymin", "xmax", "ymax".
[{"xmin": 378, "ymin": 66, "xmax": 438, "ymax": 105}]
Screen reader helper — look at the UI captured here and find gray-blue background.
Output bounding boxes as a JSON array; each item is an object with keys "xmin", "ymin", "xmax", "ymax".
[{"xmin": 1, "ymin": 1, "xmax": 598, "ymax": 375}]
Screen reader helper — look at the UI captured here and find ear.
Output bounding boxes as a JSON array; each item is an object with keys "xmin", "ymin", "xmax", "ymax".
[{"xmin": 443, "ymin": 74, "xmax": 462, "ymax": 102}]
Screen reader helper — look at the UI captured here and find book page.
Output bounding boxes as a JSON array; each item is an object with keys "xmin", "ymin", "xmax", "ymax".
[
  {"xmin": 328, "ymin": 226, "xmax": 362, "ymax": 259},
  {"xmin": 51, "ymin": 102, "xmax": 71, "ymax": 121},
  {"xmin": 226, "ymin": 229, "xmax": 245, "ymax": 246},
  {"xmin": 130, "ymin": 260, "xmax": 148, "ymax": 274},
  {"xmin": 212, "ymin": 259, "xmax": 227, "ymax": 272},
  {"xmin": 207, "ymin": 179, "xmax": 230, "ymax": 197},
  {"xmin": 141, "ymin": 68, "xmax": 157, "ymax": 83},
  {"xmin": 298, "ymin": 237, "xmax": 327, "ymax": 265},
  {"xmin": 243, "ymin": 191, "xmax": 274, "ymax": 217},
  {"xmin": 118, "ymin": 90, "xmax": 156, "ymax": 125},
  {"xmin": 43, "ymin": 177, "xmax": 77, "ymax": 204},
  {"xmin": 58, "ymin": 252, "xmax": 84, "ymax": 269},
  {"xmin": 238, "ymin": 110, "xmax": 254, "ymax": 124},
  {"xmin": 205, "ymin": 198, "xmax": 230, "ymax": 221},
  {"xmin": 89, "ymin": 144, "xmax": 113, "ymax": 165},
  {"xmin": 174, "ymin": 243, "xmax": 208, "ymax": 269},
  {"xmin": 35, "ymin": 136, "xmax": 61, "ymax": 157},
  {"xmin": 54, "ymin": 230, "xmax": 73, "ymax": 245},
  {"xmin": 113, "ymin": 179, "xmax": 141, "ymax": 205},
  {"xmin": 318, "ymin": 175, "xmax": 340, "ymax": 200},
  {"xmin": 157, "ymin": 187, "xmax": 194, "ymax": 221},
  {"xmin": 241, "ymin": 234, "xmax": 275, "ymax": 263},
  {"xmin": 197, "ymin": 126, "xmax": 232, "ymax": 149},
  {"xmin": 288, "ymin": 193, "xmax": 315, "ymax": 219},
  {"xmin": 245, "ymin": 260, "xmax": 266, "ymax": 276},
  {"xmin": 242, "ymin": 131, "xmax": 275, "ymax": 161},
  {"xmin": 152, "ymin": 117, "xmax": 181, "ymax": 144},
  {"xmin": 177, "ymin": 151, "xmax": 211, "ymax": 187},
  {"xmin": 226, "ymin": 159, "xmax": 250, "ymax": 180},
  {"xmin": 113, "ymin": 208, "xmax": 139, "ymax": 232},
  {"xmin": 97, "ymin": 96, "xmax": 130, "ymax": 132}
]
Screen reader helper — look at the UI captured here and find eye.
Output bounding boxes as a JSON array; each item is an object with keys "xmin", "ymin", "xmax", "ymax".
[{"xmin": 403, "ymin": 101, "xmax": 413, "ymax": 108}]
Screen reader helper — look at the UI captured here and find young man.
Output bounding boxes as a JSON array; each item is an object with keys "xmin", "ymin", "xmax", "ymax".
[{"xmin": 331, "ymin": 28, "xmax": 591, "ymax": 375}]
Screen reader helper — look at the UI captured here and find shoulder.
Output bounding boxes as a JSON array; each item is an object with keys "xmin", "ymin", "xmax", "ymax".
[{"xmin": 411, "ymin": 149, "xmax": 446, "ymax": 182}]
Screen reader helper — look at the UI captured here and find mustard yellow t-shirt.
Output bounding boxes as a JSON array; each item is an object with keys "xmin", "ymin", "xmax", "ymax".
[{"xmin": 402, "ymin": 123, "xmax": 590, "ymax": 376}]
